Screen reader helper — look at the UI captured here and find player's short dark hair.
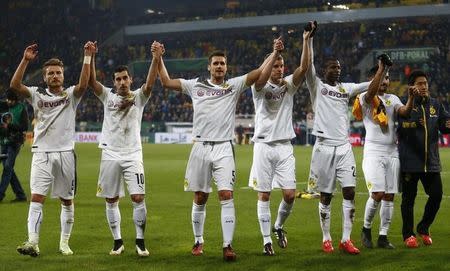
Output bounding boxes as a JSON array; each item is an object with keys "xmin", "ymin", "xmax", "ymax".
[
  {"xmin": 323, "ymin": 57, "xmax": 339, "ymax": 68},
  {"xmin": 408, "ymin": 70, "xmax": 427, "ymax": 86},
  {"xmin": 6, "ymin": 88, "xmax": 19, "ymax": 101},
  {"xmin": 112, "ymin": 65, "xmax": 131, "ymax": 80},
  {"xmin": 42, "ymin": 58, "xmax": 64, "ymax": 75},
  {"xmin": 208, "ymin": 51, "xmax": 227, "ymax": 64}
]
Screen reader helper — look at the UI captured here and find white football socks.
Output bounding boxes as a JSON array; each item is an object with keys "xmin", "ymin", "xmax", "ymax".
[
  {"xmin": 221, "ymin": 199, "xmax": 235, "ymax": 247},
  {"xmin": 132, "ymin": 200, "xmax": 147, "ymax": 239},
  {"xmin": 342, "ymin": 199, "xmax": 355, "ymax": 242},
  {"xmin": 106, "ymin": 201, "xmax": 122, "ymax": 240},
  {"xmin": 379, "ymin": 200, "xmax": 394, "ymax": 236},
  {"xmin": 28, "ymin": 202, "xmax": 43, "ymax": 245},
  {"xmin": 274, "ymin": 199, "xmax": 293, "ymax": 230},
  {"xmin": 363, "ymin": 197, "xmax": 380, "ymax": 229},
  {"xmin": 60, "ymin": 204, "xmax": 74, "ymax": 243},
  {"xmin": 192, "ymin": 202, "xmax": 206, "ymax": 244},
  {"xmin": 319, "ymin": 202, "xmax": 331, "ymax": 242},
  {"xmin": 257, "ymin": 200, "xmax": 272, "ymax": 245}
]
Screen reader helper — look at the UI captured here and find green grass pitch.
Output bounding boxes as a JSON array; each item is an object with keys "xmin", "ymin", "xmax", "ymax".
[{"xmin": 0, "ymin": 144, "xmax": 449, "ymax": 271}]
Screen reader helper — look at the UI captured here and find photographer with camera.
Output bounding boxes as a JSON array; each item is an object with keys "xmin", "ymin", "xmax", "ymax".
[{"xmin": 0, "ymin": 89, "xmax": 28, "ymax": 203}]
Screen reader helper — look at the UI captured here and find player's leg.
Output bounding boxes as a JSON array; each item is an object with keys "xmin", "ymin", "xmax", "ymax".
[
  {"xmin": 272, "ymin": 142, "xmax": 296, "ymax": 249},
  {"xmin": 53, "ymin": 151, "xmax": 77, "ymax": 256},
  {"xmin": 361, "ymin": 156, "xmax": 384, "ymax": 248},
  {"xmin": 214, "ymin": 141, "xmax": 237, "ymax": 261},
  {"xmin": 184, "ymin": 142, "xmax": 212, "ymax": 255},
  {"xmin": 377, "ymin": 156, "xmax": 399, "ymax": 249},
  {"xmin": 17, "ymin": 153, "xmax": 52, "ymax": 257},
  {"xmin": 311, "ymin": 142, "xmax": 336, "ymax": 253},
  {"xmin": 336, "ymin": 144, "xmax": 359, "ymax": 254},
  {"xmin": 400, "ymin": 172, "xmax": 420, "ymax": 247},
  {"xmin": 97, "ymin": 159, "xmax": 124, "ymax": 255},
  {"xmin": 251, "ymin": 142, "xmax": 275, "ymax": 255},
  {"xmin": 125, "ymin": 160, "xmax": 149, "ymax": 256},
  {"xmin": 416, "ymin": 172, "xmax": 442, "ymax": 246}
]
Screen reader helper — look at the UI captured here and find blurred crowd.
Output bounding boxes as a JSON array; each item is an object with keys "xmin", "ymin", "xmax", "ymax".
[
  {"xmin": 1, "ymin": 1, "xmax": 449, "ymax": 130},
  {"xmin": 127, "ymin": 0, "xmax": 442, "ymax": 25}
]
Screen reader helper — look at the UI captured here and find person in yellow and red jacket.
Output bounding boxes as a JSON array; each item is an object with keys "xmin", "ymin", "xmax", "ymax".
[{"xmin": 397, "ymin": 70, "xmax": 450, "ymax": 248}]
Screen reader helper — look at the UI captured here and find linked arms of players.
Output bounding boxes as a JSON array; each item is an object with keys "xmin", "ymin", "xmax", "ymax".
[
  {"xmin": 254, "ymin": 38, "xmax": 284, "ymax": 91},
  {"xmin": 152, "ymin": 42, "xmax": 183, "ymax": 92},
  {"xmin": 73, "ymin": 41, "xmax": 96, "ymax": 98},
  {"xmin": 247, "ymin": 38, "xmax": 284, "ymax": 88}
]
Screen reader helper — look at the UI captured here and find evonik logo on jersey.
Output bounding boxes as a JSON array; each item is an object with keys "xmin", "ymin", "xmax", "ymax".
[
  {"xmin": 196, "ymin": 86, "xmax": 233, "ymax": 97},
  {"xmin": 265, "ymin": 89, "xmax": 287, "ymax": 100},
  {"xmin": 320, "ymin": 88, "xmax": 348, "ymax": 99},
  {"xmin": 37, "ymin": 98, "xmax": 70, "ymax": 108}
]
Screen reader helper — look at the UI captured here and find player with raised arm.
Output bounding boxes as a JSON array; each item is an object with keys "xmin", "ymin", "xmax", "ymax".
[
  {"xmin": 88, "ymin": 42, "xmax": 159, "ymax": 257},
  {"xmin": 152, "ymin": 39, "xmax": 282, "ymax": 261},
  {"xmin": 305, "ymin": 23, "xmax": 373, "ymax": 254},
  {"xmin": 10, "ymin": 42, "xmax": 94, "ymax": 257},
  {"xmin": 352, "ymin": 55, "xmax": 416, "ymax": 249},
  {"xmin": 249, "ymin": 24, "xmax": 314, "ymax": 256}
]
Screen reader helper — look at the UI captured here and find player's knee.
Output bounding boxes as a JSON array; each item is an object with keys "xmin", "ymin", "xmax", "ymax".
[
  {"xmin": 320, "ymin": 192, "xmax": 332, "ymax": 205},
  {"xmin": 31, "ymin": 194, "xmax": 45, "ymax": 204},
  {"xmin": 194, "ymin": 191, "xmax": 209, "ymax": 205},
  {"xmin": 106, "ymin": 196, "xmax": 119, "ymax": 203},
  {"xmin": 60, "ymin": 198, "xmax": 73, "ymax": 206},
  {"xmin": 382, "ymin": 193, "xmax": 394, "ymax": 201},
  {"xmin": 258, "ymin": 192, "xmax": 270, "ymax": 201},
  {"xmin": 131, "ymin": 194, "xmax": 145, "ymax": 203},
  {"xmin": 342, "ymin": 187, "xmax": 355, "ymax": 200},
  {"xmin": 218, "ymin": 190, "xmax": 233, "ymax": 201},
  {"xmin": 372, "ymin": 192, "xmax": 385, "ymax": 202},
  {"xmin": 282, "ymin": 190, "xmax": 296, "ymax": 204}
]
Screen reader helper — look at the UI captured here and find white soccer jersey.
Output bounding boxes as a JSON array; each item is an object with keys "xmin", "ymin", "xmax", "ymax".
[
  {"xmin": 252, "ymin": 74, "xmax": 299, "ymax": 143},
  {"xmin": 27, "ymin": 86, "xmax": 81, "ymax": 152},
  {"xmin": 96, "ymin": 86, "xmax": 150, "ymax": 159},
  {"xmin": 306, "ymin": 64, "xmax": 369, "ymax": 144},
  {"xmin": 180, "ymin": 75, "xmax": 248, "ymax": 142},
  {"xmin": 359, "ymin": 92, "xmax": 403, "ymax": 157}
]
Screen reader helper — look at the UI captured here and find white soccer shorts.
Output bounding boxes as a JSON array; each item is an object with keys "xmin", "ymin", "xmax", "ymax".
[
  {"xmin": 248, "ymin": 141, "xmax": 296, "ymax": 192},
  {"xmin": 184, "ymin": 141, "xmax": 235, "ymax": 193},
  {"xmin": 309, "ymin": 141, "xmax": 356, "ymax": 194},
  {"xmin": 30, "ymin": 151, "xmax": 77, "ymax": 199},
  {"xmin": 96, "ymin": 159, "xmax": 146, "ymax": 198},
  {"xmin": 362, "ymin": 155, "xmax": 399, "ymax": 194}
]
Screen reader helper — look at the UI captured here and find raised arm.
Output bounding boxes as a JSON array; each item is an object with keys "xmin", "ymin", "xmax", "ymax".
[
  {"xmin": 88, "ymin": 41, "xmax": 104, "ymax": 96},
  {"xmin": 254, "ymin": 38, "xmax": 283, "ymax": 90},
  {"xmin": 152, "ymin": 42, "xmax": 182, "ymax": 91},
  {"xmin": 246, "ymin": 38, "xmax": 284, "ymax": 87},
  {"xmin": 292, "ymin": 23, "xmax": 315, "ymax": 87},
  {"xmin": 142, "ymin": 43, "xmax": 161, "ymax": 97},
  {"xmin": 73, "ymin": 41, "xmax": 95, "ymax": 98},
  {"xmin": 10, "ymin": 44, "xmax": 38, "ymax": 98},
  {"xmin": 364, "ymin": 60, "xmax": 386, "ymax": 104}
]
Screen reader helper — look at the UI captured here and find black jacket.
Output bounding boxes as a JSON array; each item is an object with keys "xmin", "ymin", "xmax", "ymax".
[{"xmin": 397, "ymin": 96, "xmax": 450, "ymax": 172}]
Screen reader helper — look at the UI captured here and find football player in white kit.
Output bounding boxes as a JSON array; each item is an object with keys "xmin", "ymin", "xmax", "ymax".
[
  {"xmin": 88, "ymin": 42, "xmax": 159, "ymax": 257},
  {"xmin": 306, "ymin": 27, "xmax": 373, "ymax": 254},
  {"xmin": 249, "ymin": 24, "xmax": 314, "ymax": 256},
  {"xmin": 151, "ymin": 39, "xmax": 283, "ymax": 261},
  {"xmin": 10, "ymin": 42, "xmax": 95, "ymax": 256},
  {"xmin": 354, "ymin": 56, "xmax": 416, "ymax": 249}
]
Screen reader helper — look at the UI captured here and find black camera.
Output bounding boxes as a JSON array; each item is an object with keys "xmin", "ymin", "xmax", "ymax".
[
  {"xmin": 1, "ymin": 112, "xmax": 12, "ymax": 124},
  {"xmin": 377, "ymin": 53, "xmax": 393, "ymax": 67},
  {"xmin": 304, "ymin": 21, "xmax": 318, "ymax": 37}
]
